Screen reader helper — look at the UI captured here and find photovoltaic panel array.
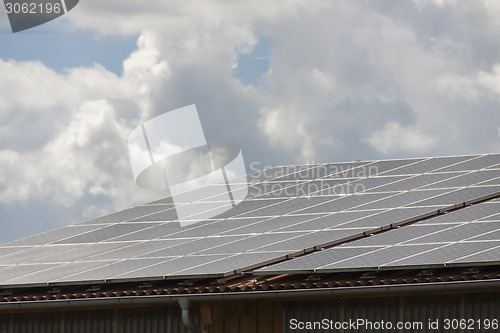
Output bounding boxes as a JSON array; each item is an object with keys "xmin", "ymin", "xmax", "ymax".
[
  {"xmin": 0, "ymin": 154, "xmax": 499, "ymax": 287},
  {"xmin": 256, "ymin": 199, "xmax": 500, "ymax": 274}
]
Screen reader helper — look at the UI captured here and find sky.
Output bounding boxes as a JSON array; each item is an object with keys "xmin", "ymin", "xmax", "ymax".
[{"xmin": 1, "ymin": 0, "xmax": 500, "ymax": 242}]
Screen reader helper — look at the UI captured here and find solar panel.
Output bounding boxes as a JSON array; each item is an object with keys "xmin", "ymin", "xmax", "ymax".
[
  {"xmin": 0, "ymin": 246, "xmax": 31, "ymax": 258},
  {"xmin": 55, "ymin": 258, "xmax": 169, "ymax": 282},
  {"xmin": 277, "ymin": 211, "xmax": 378, "ymax": 231},
  {"xmin": 2, "ymin": 154, "xmax": 500, "ymax": 286},
  {"xmin": 317, "ymin": 244, "xmax": 440, "ymax": 271},
  {"xmin": 220, "ymin": 214, "xmax": 328, "ymax": 235},
  {"xmin": 409, "ymin": 186, "xmax": 500, "ymax": 207},
  {"xmin": 403, "ymin": 222, "xmax": 500, "ymax": 244},
  {"xmin": 379, "ymin": 155, "xmax": 476, "ymax": 175},
  {"xmin": 53, "ymin": 223, "xmax": 161, "ymax": 244},
  {"xmin": 433, "ymin": 154, "xmax": 500, "ymax": 172},
  {"xmin": 3, "ymin": 225, "xmax": 107, "ymax": 246},
  {"xmin": 112, "ymin": 255, "xmax": 228, "ymax": 280},
  {"xmin": 76, "ymin": 204, "xmax": 175, "ymax": 225},
  {"xmin": 382, "ymin": 242, "xmax": 500, "ymax": 268},
  {"xmin": 293, "ymin": 193, "xmax": 392, "ymax": 214},
  {"xmin": 257, "ymin": 197, "xmax": 500, "ymax": 275},
  {"xmin": 0, "ymin": 264, "xmax": 58, "ymax": 283},
  {"xmin": 366, "ymin": 172, "xmax": 466, "ymax": 192},
  {"xmin": 420, "ymin": 170, "xmax": 500, "ymax": 189},
  {"xmin": 2, "ymin": 261, "xmax": 113, "ymax": 285}
]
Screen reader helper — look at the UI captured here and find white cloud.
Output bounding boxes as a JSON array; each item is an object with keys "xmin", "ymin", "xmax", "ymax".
[
  {"xmin": 0, "ymin": 30, "xmax": 168, "ymax": 220},
  {"xmin": 365, "ymin": 122, "xmax": 438, "ymax": 155},
  {"xmin": 437, "ymin": 64, "xmax": 500, "ymax": 101}
]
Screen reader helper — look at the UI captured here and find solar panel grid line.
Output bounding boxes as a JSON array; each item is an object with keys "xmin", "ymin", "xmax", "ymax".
[
  {"xmin": 206, "ymin": 198, "xmax": 289, "ymax": 220},
  {"xmin": 431, "ymin": 155, "xmax": 489, "ymax": 172},
  {"xmin": 378, "ymin": 242, "xmax": 500, "ymax": 270},
  {"xmin": 52, "ymin": 257, "xmax": 176, "ymax": 283},
  {"xmin": 1, "ymin": 225, "xmax": 111, "ymax": 247},
  {"xmin": 402, "ymin": 222, "xmax": 500, "ymax": 244},
  {"xmin": 76, "ymin": 239, "xmax": 195, "ymax": 261},
  {"xmin": 172, "ymin": 252, "xmax": 290, "ymax": 277},
  {"xmin": 32, "ymin": 242, "xmax": 137, "ymax": 264},
  {"xmin": 0, "ymin": 244, "xmax": 89, "ymax": 265},
  {"xmin": 193, "ymin": 232, "xmax": 310, "ymax": 255},
  {"xmin": 128, "ymin": 255, "xmax": 237, "ymax": 280},
  {"xmin": 378, "ymin": 155, "xmax": 478, "ymax": 176},
  {"xmin": 432, "ymin": 154, "xmax": 500, "ymax": 173},
  {"xmin": 306, "ymin": 176, "xmax": 411, "ymax": 197},
  {"xmin": 347, "ymin": 189, "xmax": 451, "ymax": 211},
  {"xmin": 138, "ymin": 235, "xmax": 250, "ymax": 257},
  {"xmin": 0, "ymin": 247, "xmax": 31, "ymax": 259},
  {"xmin": 394, "ymin": 223, "xmax": 467, "ymax": 245},
  {"xmin": 1, "ymin": 260, "xmax": 116, "ymax": 285},
  {"xmin": 169, "ymin": 201, "xmax": 234, "ymax": 221},
  {"xmin": 177, "ymin": 217, "xmax": 275, "ymax": 237},
  {"xmin": 0, "ymin": 263, "xmax": 60, "ymax": 286},
  {"xmin": 311, "ymin": 231, "xmax": 370, "ymax": 251},
  {"xmin": 486, "ymin": 162, "xmax": 500, "ymax": 170},
  {"xmin": 359, "ymin": 158, "xmax": 428, "ymax": 175},
  {"xmin": 316, "ymin": 244, "xmax": 451, "ymax": 273},
  {"xmin": 463, "ymin": 187, "xmax": 500, "ymax": 206},
  {"xmin": 249, "ymin": 229, "xmax": 368, "ymax": 253},
  {"xmin": 372, "ymin": 157, "xmax": 431, "ymax": 175},
  {"xmin": 110, "ymin": 255, "xmax": 230, "ymax": 280},
  {"xmin": 406, "ymin": 186, "xmax": 500, "ymax": 208},
  {"xmin": 314, "ymin": 246, "xmax": 389, "ymax": 269},
  {"xmin": 76, "ymin": 204, "xmax": 175, "ymax": 225},
  {"xmin": 103, "ymin": 223, "xmax": 177, "ymax": 242},
  {"xmin": 449, "ymin": 244, "xmax": 500, "ymax": 264},
  {"xmin": 53, "ymin": 222, "xmax": 163, "ymax": 245},
  {"xmin": 388, "ymin": 209, "xmax": 440, "ymax": 228},
  {"xmin": 290, "ymin": 192, "xmax": 395, "ymax": 215},
  {"xmin": 419, "ymin": 170, "xmax": 500, "ymax": 190},
  {"xmin": 236, "ymin": 196, "xmax": 347, "ymax": 218},
  {"xmin": 365, "ymin": 172, "xmax": 468, "ymax": 193},
  {"xmin": 219, "ymin": 214, "xmax": 329, "ymax": 236},
  {"xmin": 275, "ymin": 210, "xmax": 381, "ymax": 232}
]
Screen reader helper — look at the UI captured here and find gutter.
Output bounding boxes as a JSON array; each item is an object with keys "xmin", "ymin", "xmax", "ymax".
[{"xmin": 0, "ymin": 279, "xmax": 499, "ymax": 312}]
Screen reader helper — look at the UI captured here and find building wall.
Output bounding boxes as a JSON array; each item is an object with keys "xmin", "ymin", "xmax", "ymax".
[
  {"xmin": 0, "ymin": 290, "xmax": 499, "ymax": 333},
  {"xmin": 283, "ymin": 291, "xmax": 500, "ymax": 333},
  {"xmin": 0, "ymin": 305, "xmax": 199, "ymax": 333}
]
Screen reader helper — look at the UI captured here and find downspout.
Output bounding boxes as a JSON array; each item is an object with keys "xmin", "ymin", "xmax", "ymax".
[{"xmin": 178, "ymin": 297, "xmax": 197, "ymax": 330}]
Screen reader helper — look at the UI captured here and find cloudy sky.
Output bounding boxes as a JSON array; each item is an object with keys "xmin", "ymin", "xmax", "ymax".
[{"xmin": 1, "ymin": 0, "xmax": 500, "ymax": 242}]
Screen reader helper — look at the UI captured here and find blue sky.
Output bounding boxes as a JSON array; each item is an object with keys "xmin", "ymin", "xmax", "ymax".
[
  {"xmin": 1, "ymin": 1, "xmax": 500, "ymax": 243},
  {"xmin": 0, "ymin": 19, "xmax": 137, "ymax": 75}
]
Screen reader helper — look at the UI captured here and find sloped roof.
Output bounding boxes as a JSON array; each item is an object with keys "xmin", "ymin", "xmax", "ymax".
[{"xmin": 0, "ymin": 153, "xmax": 499, "ymax": 298}]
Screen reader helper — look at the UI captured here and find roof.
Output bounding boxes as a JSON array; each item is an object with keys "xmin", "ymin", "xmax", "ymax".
[{"xmin": 1, "ymin": 153, "xmax": 500, "ymax": 305}]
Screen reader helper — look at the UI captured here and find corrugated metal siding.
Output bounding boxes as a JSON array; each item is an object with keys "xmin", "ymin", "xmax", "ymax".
[
  {"xmin": 284, "ymin": 292, "xmax": 500, "ymax": 333},
  {"xmin": 0, "ymin": 305, "xmax": 199, "ymax": 333}
]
